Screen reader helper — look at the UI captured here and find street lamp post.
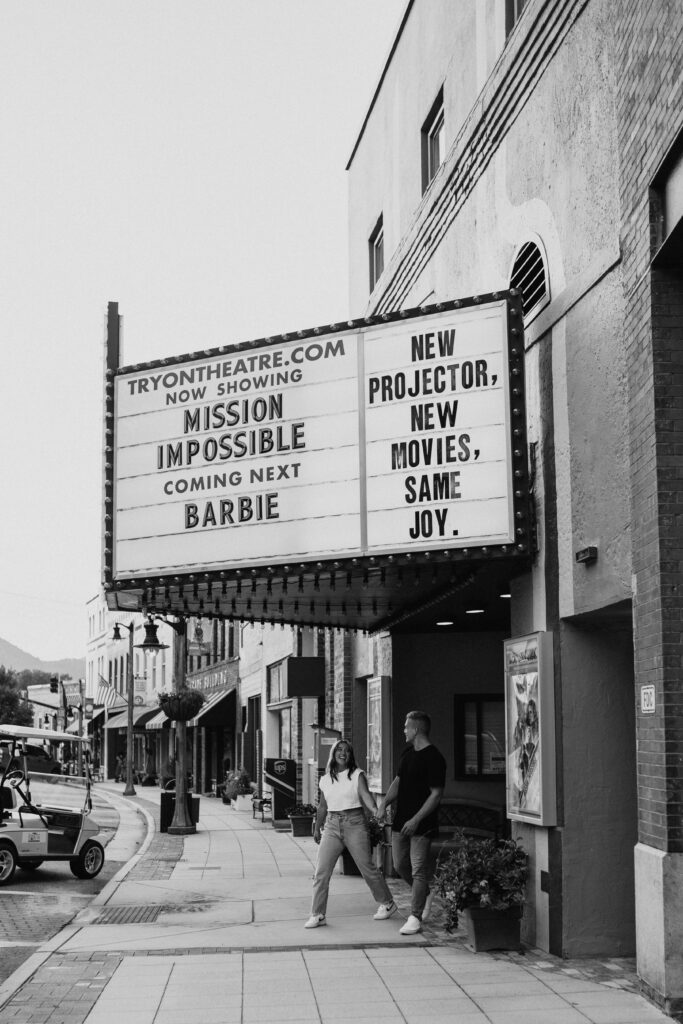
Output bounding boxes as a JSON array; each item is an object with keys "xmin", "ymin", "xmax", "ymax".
[
  {"xmin": 168, "ymin": 617, "xmax": 195, "ymax": 835},
  {"xmin": 112, "ymin": 621, "xmax": 137, "ymax": 797}
]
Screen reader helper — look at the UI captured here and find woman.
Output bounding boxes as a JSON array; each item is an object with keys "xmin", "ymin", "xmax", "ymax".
[{"xmin": 305, "ymin": 739, "xmax": 396, "ymax": 928}]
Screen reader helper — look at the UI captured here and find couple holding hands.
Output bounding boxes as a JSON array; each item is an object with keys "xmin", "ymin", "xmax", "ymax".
[{"xmin": 305, "ymin": 710, "xmax": 446, "ymax": 936}]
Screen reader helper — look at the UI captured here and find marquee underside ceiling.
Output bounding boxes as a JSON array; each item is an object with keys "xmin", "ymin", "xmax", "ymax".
[{"xmin": 105, "ymin": 553, "xmax": 526, "ymax": 634}]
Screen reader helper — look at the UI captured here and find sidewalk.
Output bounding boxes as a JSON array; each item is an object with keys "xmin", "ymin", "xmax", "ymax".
[{"xmin": 0, "ymin": 784, "xmax": 674, "ymax": 1023}]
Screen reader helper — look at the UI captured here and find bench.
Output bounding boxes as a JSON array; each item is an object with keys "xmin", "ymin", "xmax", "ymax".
[
  {"xmin": 252, "ymin": 792, "xmax": 272, "ymax": 821},
  {"xmin": 431, "ymin": 798, "xmax": 507, "ymax": 864}
]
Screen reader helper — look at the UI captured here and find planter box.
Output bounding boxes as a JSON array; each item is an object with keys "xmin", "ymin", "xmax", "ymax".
[
  {"xmin": 341, "ymin": 848, "xmax": 361, "ymax": 876},
  {"xmin": 289, "ymin": 815, "xmax": 314, "ymax": 837},
  {"xmin": 160, "ymin": 792, "xmax": 200, "ymax": 833},
  {"xmin": 462, "ymin": 905, "xmax": 522, "ymax": 952},
  {"xmin": 231, "ymin": 794, "xmax": 253, "ymax": 812}
]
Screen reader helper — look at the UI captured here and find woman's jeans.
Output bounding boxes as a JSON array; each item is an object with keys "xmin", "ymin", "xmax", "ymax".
[
  {"xmin": 391, "ymin": 831, "xmax": 432, "ymax": 918},
  {"xmin": 311, "ymin": 808, "xmax": 393, "ymax": 916}
]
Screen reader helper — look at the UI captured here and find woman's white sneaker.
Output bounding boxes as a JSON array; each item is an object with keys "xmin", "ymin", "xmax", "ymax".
[
  {"xmin": 304, "ymin": 914, "xmax": 326, "ymax": 929},
  {"xmin": 373, "ymin": 901, "xmax": 397, "ymax": 920},
  {"xmin": 399, "ymin": 914, "xmax": 422, "ymax": 935}
]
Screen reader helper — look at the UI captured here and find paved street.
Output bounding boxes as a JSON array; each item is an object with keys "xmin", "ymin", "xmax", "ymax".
[
  {"xmin": 0, "ymin": 786, "xmax": 141, "ymax": 987},
  {"xmin": 0, "ymin": 785, "xmax": 674, "ymax": 1023}
]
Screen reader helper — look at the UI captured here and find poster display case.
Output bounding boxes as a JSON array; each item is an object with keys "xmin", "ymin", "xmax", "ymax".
[{"xmin": 504, "ymin": 631, "xmax": 556, "ymax": 826}]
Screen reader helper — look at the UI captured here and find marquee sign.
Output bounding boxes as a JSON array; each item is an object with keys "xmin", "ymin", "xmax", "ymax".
[{"xmin": 103, "ymin": 293, "xmax": 530, "ymax": 631}]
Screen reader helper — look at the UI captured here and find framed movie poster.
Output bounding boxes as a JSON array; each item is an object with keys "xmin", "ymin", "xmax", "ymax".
[
  {"xmin": 366, "ymin": 676, "xmax": 392, "ymax": 793},
  {"xmin": 504, "ymin": 631, "xmax": 556, "ymax": 826}
]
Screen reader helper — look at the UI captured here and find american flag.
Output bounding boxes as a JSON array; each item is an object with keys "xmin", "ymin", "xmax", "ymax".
[{"xmin": 96, "ymin": 675, "xmax": 127, "ymax": 709}]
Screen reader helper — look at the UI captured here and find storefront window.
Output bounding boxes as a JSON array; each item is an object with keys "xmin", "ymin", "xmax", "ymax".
[{"xmin": 454, "ymin": 694, "xmax": 505, "ymax": 778}]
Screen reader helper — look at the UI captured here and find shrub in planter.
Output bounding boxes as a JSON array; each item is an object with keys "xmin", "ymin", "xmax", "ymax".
[
  {"xmin": 433, "ymin": 829, "xmax": 527, "ymax": 934},
  {"xmin": 285, "ymin": 803, "xmax": 316, "ymax": 836},
  {"xmin": 222, "ymin": 767, "xmax": 252, "ymax": 803},
  {"xmin": 157, "ymin": 688, "xmax": 206, "ymax": 721}
]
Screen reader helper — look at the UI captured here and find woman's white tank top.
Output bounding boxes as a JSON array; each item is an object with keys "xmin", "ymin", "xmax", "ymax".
[{"xmin": 319, "ymin": 768, "xmax": 363, "ymax": 811}]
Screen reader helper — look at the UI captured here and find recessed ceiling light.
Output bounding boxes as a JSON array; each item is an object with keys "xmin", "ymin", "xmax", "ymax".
[
  {"xmin": 465, "ymin": 608, "xmax": 485, "ymax": 614},
  {"xmin": 499, "ymin": 593, "xmax": 511, "ymax": 599},
  {"xmin": 436, "ymin": 620, "xmax": 454, "ymax": 626}
]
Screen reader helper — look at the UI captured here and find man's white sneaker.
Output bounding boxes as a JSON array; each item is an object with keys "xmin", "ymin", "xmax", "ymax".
[
  {"xmin": 399, "ymin": 914, "xmax": 422, "ymax": 935},
  {"xmin": 373, "ymin": 901, "xmax": 397, "ymax": 920},
  {"xmin": 304, "ymin": 914, "xmax": 326, "ymax": 929},
  {"xmin": 421, "ymin": 891, "xmax": 434, "ymax": 922}
]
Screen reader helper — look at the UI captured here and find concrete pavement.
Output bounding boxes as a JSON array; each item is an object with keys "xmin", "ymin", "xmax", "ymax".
[{"xmin": 0, "ymin": 783, "xmax": 674, "ymax": 1023}]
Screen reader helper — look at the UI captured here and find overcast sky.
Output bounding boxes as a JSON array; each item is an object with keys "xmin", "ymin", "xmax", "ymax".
[{"xmin": 0, "ymin": 1, "xmax": 405, "ymax": 661}]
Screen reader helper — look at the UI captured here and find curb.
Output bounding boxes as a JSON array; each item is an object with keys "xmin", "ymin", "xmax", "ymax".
[
  {"xmin": 0, "ymin": 788, "xmax": 153, "ymax": 1011},
  {"xmin": 89, "ymin": 792, "xmax": 156, "ymax": 908}
]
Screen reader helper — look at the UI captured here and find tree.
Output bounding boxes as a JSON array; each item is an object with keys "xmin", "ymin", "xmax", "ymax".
[
  {"xmin": 0, "ymin": 666, "xmax": 34, "ymax": 726},
  {"xmin": 17, "ymin": 669, "xmax": 52, "ymax": 690}
]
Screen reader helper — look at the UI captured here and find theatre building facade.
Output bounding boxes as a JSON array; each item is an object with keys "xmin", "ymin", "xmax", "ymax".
[
  {"xmin": 341, "ymin": 0, "xmax": 683, "ymax": 1014},
  {"xmin": 102, "ymin": 0, "xmax": 683, "ymax": 1015}
]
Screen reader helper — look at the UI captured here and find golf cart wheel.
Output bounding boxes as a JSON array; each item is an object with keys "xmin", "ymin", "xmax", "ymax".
[
  {"xmin": 70, "ymin": 840, "xmax": 104, "ymax": 879},
  {"xmin": 18, "ymin": 859, "xmax": 44, "ymax": 871},
  {"xmin": 0, "ymin": 841, "xmax": 17, "ymax": 886}
]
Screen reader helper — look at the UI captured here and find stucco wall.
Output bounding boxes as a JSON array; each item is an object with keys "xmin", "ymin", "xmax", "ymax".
[{"xmin": 346, "ymin": 0, "xmax": 636, "ymax": 959}]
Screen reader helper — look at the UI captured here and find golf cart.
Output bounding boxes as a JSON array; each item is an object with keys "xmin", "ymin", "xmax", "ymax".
[{"xmin": 0, "ymin": 724, "xmax": 105, "ymax": 886}]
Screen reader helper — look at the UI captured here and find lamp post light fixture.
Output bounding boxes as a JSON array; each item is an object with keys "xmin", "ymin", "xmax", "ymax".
[
  {"xmin": 139, "ymin": 615, "xmax": 197, "ymax": 835},
  {"xmin": 112, "ymin": 618, "xmax": 168, "ymax": 797}
]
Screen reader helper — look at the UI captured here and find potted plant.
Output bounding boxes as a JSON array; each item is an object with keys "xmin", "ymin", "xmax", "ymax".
[
  {"xmin": 222, "ymin": 767, "xmax": 253, "ymax": 810},
  {"xmin": 285, "ymin": 802, "xmax": 316, "ymax": 837},
  {"xmin": 157, "ymin": 688, "xmax": 205, "ymax": 722},
  {"xmin": 433, "ymin": 829, "xmax": 527, "ymax": 951},
  {"xmin": 342, "ymin": 813, "xmax": 384, "ymax": 875}
]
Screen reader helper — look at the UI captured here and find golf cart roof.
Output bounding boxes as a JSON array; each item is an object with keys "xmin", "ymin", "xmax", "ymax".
[{"xmin": 0, "ymin": 724, "xmax": 90, "ymax": 744}]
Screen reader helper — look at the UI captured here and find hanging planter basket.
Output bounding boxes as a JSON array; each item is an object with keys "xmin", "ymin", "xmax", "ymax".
[{"xmin": 158, "ymin": 689, "xmax": 206, "ymax": 721}]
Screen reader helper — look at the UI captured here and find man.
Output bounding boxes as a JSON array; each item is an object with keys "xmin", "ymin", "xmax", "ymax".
[{"xmin": 377, "ymin": 710, "xmax": 446, "ymax": 935}]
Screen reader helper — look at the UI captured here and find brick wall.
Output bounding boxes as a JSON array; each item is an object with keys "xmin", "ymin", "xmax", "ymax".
[{"xmin": 617, "ymin": 1, "xmax": 683, "ymax": 851}]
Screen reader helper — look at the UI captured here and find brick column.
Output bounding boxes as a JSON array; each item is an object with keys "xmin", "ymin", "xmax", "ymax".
[{"xmin": 617, "ymin": 2, "xmax": 683, "ymax": 1014}]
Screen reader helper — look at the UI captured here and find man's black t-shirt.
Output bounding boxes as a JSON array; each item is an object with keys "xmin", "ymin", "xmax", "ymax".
[{"xmin": 392, "ymin": 743, "xmax": 447, "ymax": 836}]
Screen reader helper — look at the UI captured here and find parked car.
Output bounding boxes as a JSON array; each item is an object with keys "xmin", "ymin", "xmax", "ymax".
[{"xmin": 0, "ymin": 741, "xmax": 61, "ymax": 775}]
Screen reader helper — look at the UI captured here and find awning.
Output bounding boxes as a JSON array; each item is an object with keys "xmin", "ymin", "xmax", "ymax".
[
  {"xmin": 104, "ymin": 707, "xmax": 159, "ymax": 730},
  {"xmin": 85, "ymin": 707, "xmax": 106, "ymax": 733},
  {"xmin": 187, "ymin": 688, "xmax": 236, "ymax": 728},
  {"xmin": 145, "ymin": 709, "xmax": 172, "ymax": 731}
]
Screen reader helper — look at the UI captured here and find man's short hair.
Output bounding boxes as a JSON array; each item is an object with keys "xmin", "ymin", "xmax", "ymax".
[{"xmin": 406, "ymin": 710, "xmax": 431, "ymax": 734}]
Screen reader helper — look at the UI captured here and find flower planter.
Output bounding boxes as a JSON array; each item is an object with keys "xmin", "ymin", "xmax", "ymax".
[
  {"xmin": 289, "ymin": 815, "xmax": 314, "ymax": 837},
  {"xmin": 231, "ymin": 794, "xmax": 253, "ymax": 812},
  {"xmin": 341, "ymin": 848, "xmax": 361, "ymax": 876},
  {"xmin": 158, "ymin": 690, "xmax": 205, "ymax": 721},
  {"xmin": 461, "ymin": 905, "xmax": 522, "ymax": 952}
]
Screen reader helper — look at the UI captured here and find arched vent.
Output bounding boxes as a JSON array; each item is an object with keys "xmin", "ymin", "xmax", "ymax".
[{"xmin": 510, "ymin": 241, "xmax": 548, "ymax": 319}]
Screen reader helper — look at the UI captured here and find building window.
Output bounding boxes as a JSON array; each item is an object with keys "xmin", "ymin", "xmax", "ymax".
[
  {"xmin": 369, "ymin": 214, "xmax": 384, "ymax": 292},
  {"xmin": 279, "ymin": 706, "xmax": 292, "ymax": 759},
  {"xmin": 421, "ymin": 88, "xmax": 445, "ymax": 193},
  {"xmin": 506, "ymin": 0, "xmax": 530, "ymax": 35},
  {"xmin": 509, "ymin": 239, "xmax": 549, "ymax": 323},
  {"xmin": 267, "ymin": 661, "xmax": 285, "ymax": 703},
  {"xmin": 651, "ymin": 129, "xmax": 683, "ymax": 265},
  {"xmin": 454, "ymin": 694, "xmax": 506, "ymax": 778}
]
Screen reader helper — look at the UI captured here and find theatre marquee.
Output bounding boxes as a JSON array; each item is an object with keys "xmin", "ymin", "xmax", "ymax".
[{"xmin": 103, "ymin": 292, "xmax": 531, "ymax": 631}]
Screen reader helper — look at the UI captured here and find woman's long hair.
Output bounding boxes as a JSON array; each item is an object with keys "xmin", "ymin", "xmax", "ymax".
[{"xmin": 326, "ymin": 740, "xmax": 358, "ymax": 782}]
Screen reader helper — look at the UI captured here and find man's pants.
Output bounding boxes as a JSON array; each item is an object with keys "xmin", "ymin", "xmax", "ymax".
[{"xmin": 391, "ymin": 831, "xmax": 432, "ymax": 918}]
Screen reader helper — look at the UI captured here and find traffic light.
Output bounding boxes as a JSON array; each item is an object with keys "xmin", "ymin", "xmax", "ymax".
[{"xmin": 50, "ymin": 676, "xmax": 59, "ymax": 694}]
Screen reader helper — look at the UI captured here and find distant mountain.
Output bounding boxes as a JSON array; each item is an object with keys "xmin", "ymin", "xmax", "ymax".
[{"xmin": 0, "ymin": 636, "xmax": 85, "ymax": 680}]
